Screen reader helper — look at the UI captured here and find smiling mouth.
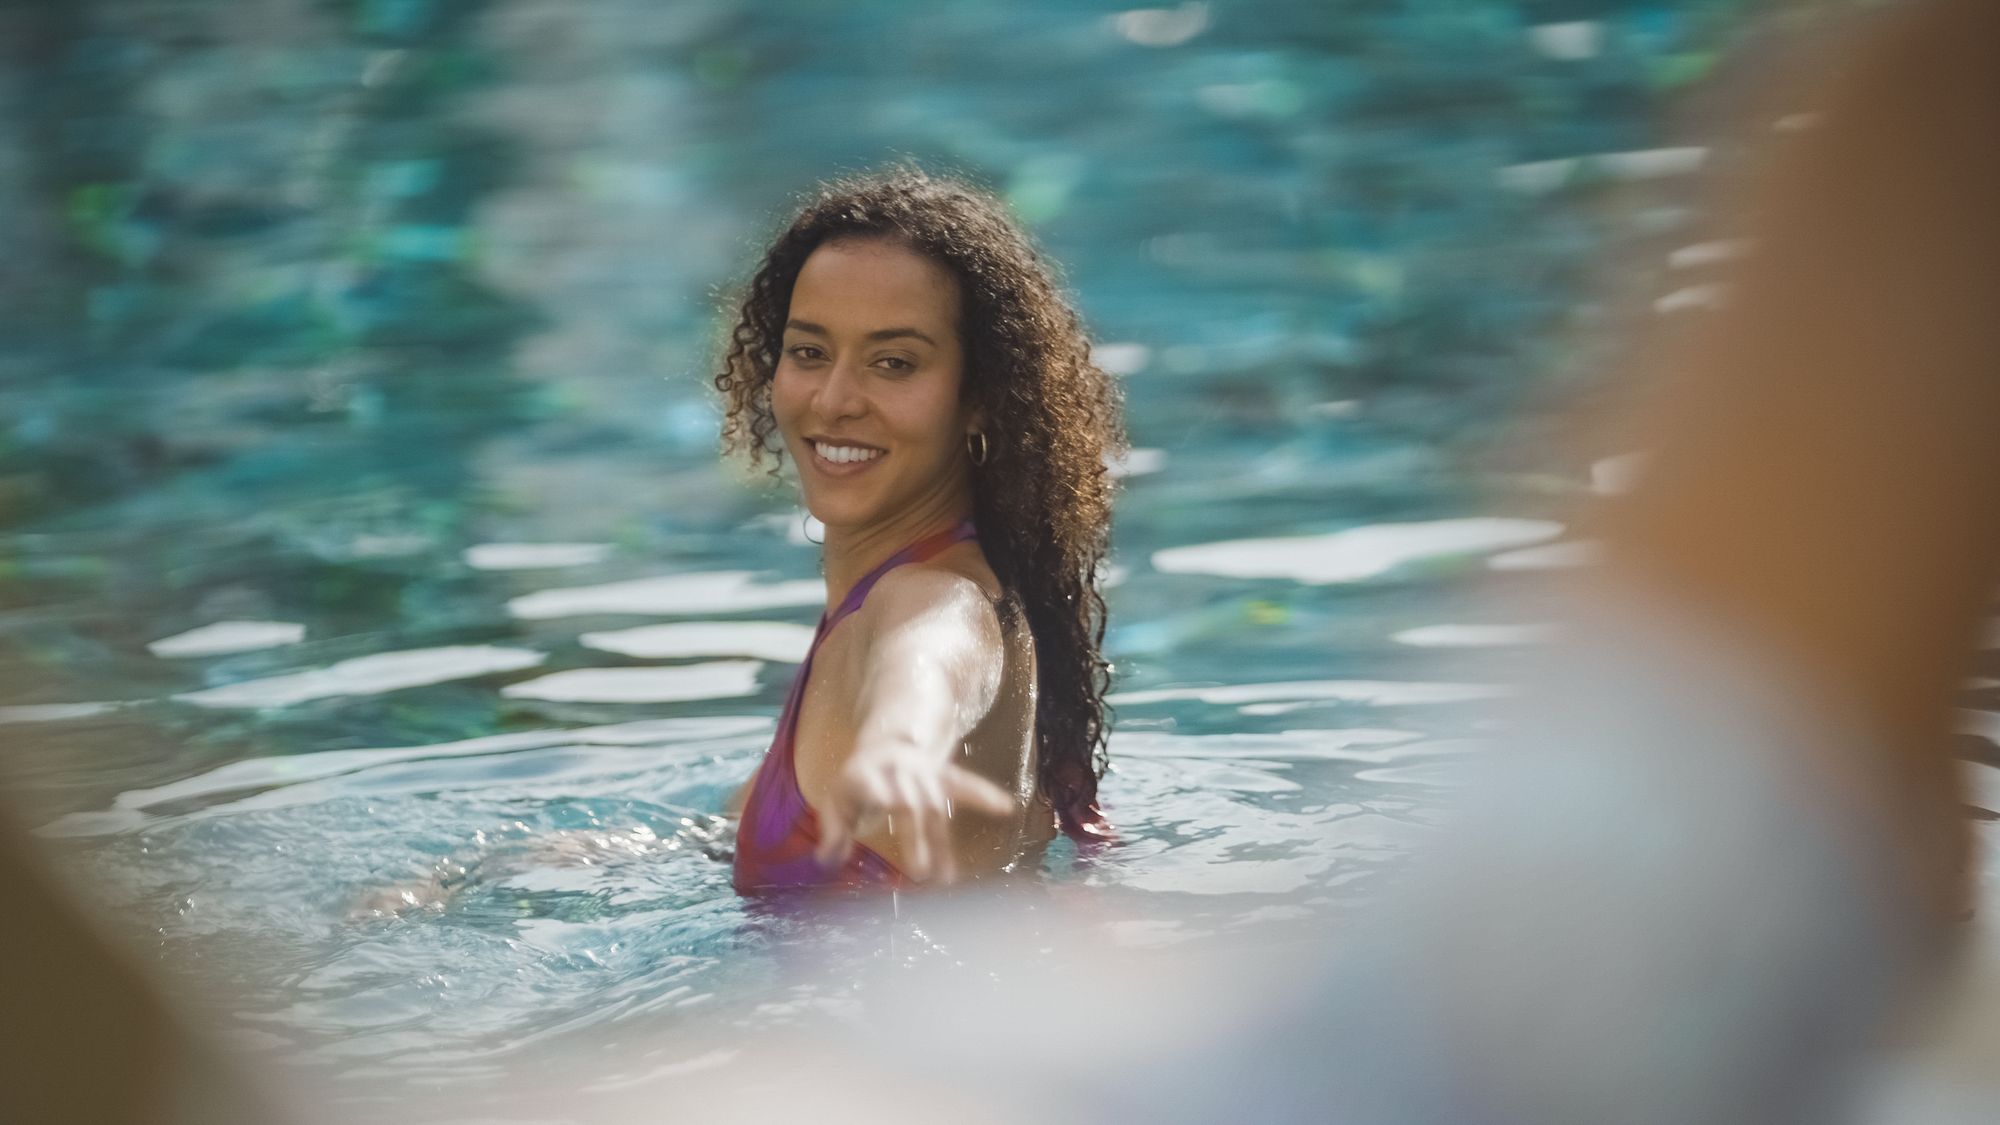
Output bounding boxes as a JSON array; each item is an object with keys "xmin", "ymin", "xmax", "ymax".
[{"xmin": 809, "ymin": 439, "xmax": 886, "ymax": 466}]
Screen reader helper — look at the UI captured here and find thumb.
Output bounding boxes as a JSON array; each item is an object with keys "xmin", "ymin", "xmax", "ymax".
[{"xmin": 815, "ymin": 788, "xmax": 856, "ymax": 867}]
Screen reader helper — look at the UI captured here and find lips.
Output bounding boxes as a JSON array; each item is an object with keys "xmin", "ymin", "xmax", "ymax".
[{"xmin": 805, "ymin": 436, "xmax": 885, "ymax": 476}]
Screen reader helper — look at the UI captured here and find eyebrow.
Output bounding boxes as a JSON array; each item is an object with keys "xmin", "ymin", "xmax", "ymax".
[{"xmin": 785, "ymin": 319, "xmax": 939, "ymax": 348}]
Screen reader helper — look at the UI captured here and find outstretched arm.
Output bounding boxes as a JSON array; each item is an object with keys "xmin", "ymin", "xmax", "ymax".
[{"xmin": 813, "ymin": 566, "xmax": 1018, "ymax": 883}]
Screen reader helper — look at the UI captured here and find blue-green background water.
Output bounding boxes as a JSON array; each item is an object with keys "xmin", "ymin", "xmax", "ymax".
[{"xmin": 0, "ymin": 0, "xmax": 1885, "ymax": 1106}]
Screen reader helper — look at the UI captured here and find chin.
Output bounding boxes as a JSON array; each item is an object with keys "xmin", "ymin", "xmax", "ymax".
[{"xmin": 799, "ymin": 494, "xmax": 871, "ymax": 533}]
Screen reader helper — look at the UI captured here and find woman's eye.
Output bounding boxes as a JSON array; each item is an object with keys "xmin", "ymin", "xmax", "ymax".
[
  {"xmin": 875, "ymin": 356, "xmax": 913, "ymax": 372},
  {"xmin": 786, "ymin": 345, "xmax": 824, "ymax": 362}
]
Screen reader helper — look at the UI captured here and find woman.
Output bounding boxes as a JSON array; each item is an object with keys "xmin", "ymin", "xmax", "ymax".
[{"xmin": 715, "ymin": 168, "xmax": 1123, "ymax": 893}]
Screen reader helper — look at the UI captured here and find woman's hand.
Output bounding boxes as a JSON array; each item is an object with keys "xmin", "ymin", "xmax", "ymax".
[{"xmin": 813, "ymin": 737, "xmax": 1016, "ymax": 884}]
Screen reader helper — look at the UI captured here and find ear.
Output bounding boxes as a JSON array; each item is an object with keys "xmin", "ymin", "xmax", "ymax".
[{"xmin": 964, "ymin": 405, "xmax": 988, "ymax": 436}]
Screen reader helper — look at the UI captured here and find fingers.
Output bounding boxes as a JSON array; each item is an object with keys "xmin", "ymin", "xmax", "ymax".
[
  {"xmin": 895, "ymin": 771, "xmax": 933, "ymax": 881},
  {"xmin": 813, "ymin": 788, "xmax": 854, "ymax": 869},
  {"xmin": 814, "ymin": 761, "xmax": 1020, "ymax": 883},
  {"xmin": 943, "ymin": 766, "xmax": 1018, "ymax": 818},
  {"xmin": 814, "ymin": 766, "xmax": 896, "ymax": 870},
  {"xmin": 815, "ymin": 772, "xmax": 882, "ymax": 869},
  {"xmin": 918, "ymin": 771, "xmax": 955, "ymax": 884}
]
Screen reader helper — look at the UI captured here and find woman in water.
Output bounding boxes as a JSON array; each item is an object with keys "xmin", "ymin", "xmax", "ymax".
[{"xmin": 716, "ymin": 168, "xmax": 1123, "ymax": 893}]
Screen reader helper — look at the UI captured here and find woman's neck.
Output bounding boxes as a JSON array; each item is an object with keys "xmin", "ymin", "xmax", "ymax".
[{"xmin": 819, "ymin": 478, "xmax": 973, "ymax": 612}]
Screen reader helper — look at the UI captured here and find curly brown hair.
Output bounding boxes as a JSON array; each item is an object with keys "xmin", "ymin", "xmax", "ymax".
[{"xmin": 713, "ymin": 167, "xmax": 1124, "ymax": 839}]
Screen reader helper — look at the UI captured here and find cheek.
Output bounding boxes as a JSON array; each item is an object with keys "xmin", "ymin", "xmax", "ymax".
[
  {"xmin": 891, "ymin": 388, "xmax": 963, "ymax": 455},
  {"xmin": 914, "ymin": 369, "xmax": 969, "ymax": 447}
]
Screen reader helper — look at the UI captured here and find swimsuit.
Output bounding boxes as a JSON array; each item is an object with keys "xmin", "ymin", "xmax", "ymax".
[{"xmin": 732, "ymin": 519, "xmax": 980, "ymax": 894}]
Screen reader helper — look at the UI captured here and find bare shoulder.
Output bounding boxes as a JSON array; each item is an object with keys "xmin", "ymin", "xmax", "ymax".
[{"xmin": 860, "ymin": 559, "xmax": 1003, "ymax": 644}]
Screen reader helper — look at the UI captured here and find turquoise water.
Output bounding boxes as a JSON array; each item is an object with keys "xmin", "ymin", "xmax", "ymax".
[
  {"xmin": 0, "ymin": 0, "xmax": 1854, "ymax": 1109},
  {"xmin": 25, "ymin": 492, "xmax": 1513, "ymax": 1096}
]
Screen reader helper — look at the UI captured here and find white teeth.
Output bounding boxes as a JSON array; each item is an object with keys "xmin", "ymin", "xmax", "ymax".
[{"xmin": 813, "ymin": 442, "xmax": 882, "ymax": 465}]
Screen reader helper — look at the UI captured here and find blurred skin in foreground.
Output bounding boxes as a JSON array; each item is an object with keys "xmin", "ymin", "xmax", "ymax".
[
  {"xmin": 0, "ymin": 807, "xmax": 295, "ymax": 1125},
  {"xmin": 1597, "ymin": 0, "xmax": 2000, "ymax": 935},
  {"xmin": 5, "ymin": 0, "xmax": 1998, "ymax": 1121}
]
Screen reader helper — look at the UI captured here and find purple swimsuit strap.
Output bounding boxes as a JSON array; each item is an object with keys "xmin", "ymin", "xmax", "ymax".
[
  {"xmin": 825, "ymin": 518, "xmax": 979, "ymax": 629},
  {"xmin": 785, "ymin": 517, "xmax": 978, "ymax": 737}
]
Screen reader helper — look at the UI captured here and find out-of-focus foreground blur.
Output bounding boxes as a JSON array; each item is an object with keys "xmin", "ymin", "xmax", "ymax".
[{"xmin": 6, "ymin": 1, "xmax": 2000, "ymax": 1122}]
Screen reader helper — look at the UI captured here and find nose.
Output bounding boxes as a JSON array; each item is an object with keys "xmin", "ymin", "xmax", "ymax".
[{"xmin": 811, "ymin": 355, "xmax": 868, "ymax": 422}]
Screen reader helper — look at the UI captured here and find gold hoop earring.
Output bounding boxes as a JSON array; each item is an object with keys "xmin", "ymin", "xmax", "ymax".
[
  {"xmin": 967, "ymin": 430, "xmax": 990, "ymax": 467},
  {"xmin": 801, "ymin": 511, "xmax": 823, "ymax": 545}
]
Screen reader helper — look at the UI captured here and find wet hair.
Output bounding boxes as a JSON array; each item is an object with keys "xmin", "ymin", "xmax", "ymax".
[{"xmin": 714, "ymin": 167, "xmax": 1123, "ymax": 839}]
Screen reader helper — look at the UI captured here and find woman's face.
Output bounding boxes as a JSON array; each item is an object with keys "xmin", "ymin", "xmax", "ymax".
[{"xmin": 772, "ymin": 237, "xmax": 975, "ymax": 535}]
